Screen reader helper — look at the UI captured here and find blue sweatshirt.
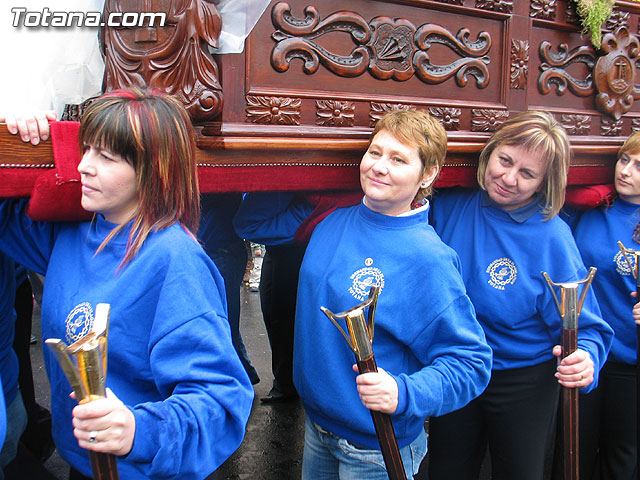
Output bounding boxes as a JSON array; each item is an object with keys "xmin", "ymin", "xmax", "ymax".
[
  {"xmin": 574, "ymin": 198, "xmax": 640, "ymax": 365},
  {"xmin": 0, "ymin": 200, "xmax": 253, "ymax": 479},
  {"xmin": 235, "ymin": 192, "xmax": 492, "ymax": 449},
  {"xmin": 430, "ymin": 189, "xmax": 613, "ymax": 392}
]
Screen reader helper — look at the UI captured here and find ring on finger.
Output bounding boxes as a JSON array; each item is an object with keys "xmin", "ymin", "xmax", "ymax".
[{"xmin": 89, "ymin": 430, "xmax": 98, "ymax": 443}]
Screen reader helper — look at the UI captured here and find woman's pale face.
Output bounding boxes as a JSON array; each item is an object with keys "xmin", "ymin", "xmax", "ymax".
[
  {"xmin": 78, "ymin": 145, "xmax": 139, "ymax": 224},
  {"xmin": 359, "ymin": 130, "xmax": 436, "ymax": 216},
  {"xmin": 483, "ymin": 144, "xmax": 547, "ymax": 210},
  {"xmin": 615, "ymin": 153, "xmax": 640, "ymax": 205}
]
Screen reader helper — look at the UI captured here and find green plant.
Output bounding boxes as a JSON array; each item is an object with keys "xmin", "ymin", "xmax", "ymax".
[{"xmin": 573, "ymin": 0, "xmax": 615, "ymax": 48}]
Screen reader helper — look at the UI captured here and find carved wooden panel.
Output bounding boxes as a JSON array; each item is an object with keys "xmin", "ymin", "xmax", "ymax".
[
  {"xmin": 8, "ymin": 0, "xmax": 640, "ymax": 194},
  {"xmin": 594, "ymin": 27, "xmax": 640, "ymax": 120},
  {"xmin": 101, "ymin": 0, "xmax": 224, "ymax": 123}
]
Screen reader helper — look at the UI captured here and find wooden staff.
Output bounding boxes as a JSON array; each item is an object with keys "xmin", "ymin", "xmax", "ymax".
[
  {"xmin": 542, "ymin": 268, "xmax": 596, "ymax": 480},
  {"xmin": 617, "ymin": 241, "xmax": 640, "ymax": 480},
  {"xmin": 321, "ymin": 286, "xmax": 407, "ymax": 480},
  {"xmin": 46, "ymin": 304, "xmax": 120, "ymax": 480}
]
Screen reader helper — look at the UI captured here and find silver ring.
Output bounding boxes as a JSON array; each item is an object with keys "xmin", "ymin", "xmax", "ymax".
[{"xmin": 89, "ymin": 430, "xmax": 98, "ymax": 443}]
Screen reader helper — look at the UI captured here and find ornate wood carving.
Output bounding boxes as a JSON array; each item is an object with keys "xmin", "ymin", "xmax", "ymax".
[
  {"xmin": 429, "ymin": 107, "xmax": 462, "ymax": 131},
  {"xmin": 559, "ymin": 114, "xmax": 591, "ymax": 135},
  {"xmin": 594, "ymin": 27, "xmax": 640, "ymax": 120},
  {"xmin": 601, "ymin": 117, "xmax": 624, "ymax": 136},
  {"xmin": 245, "ymin": 96, "xmax": 301, "ymax": 125},
  {"xmin": 632, "ymin": 118, "xmax": 640, "ymax": 132},
  {"xmin": 60, "ymin": 98, "xmax": 97, "ymax": 122},
  {"xmin": 413, "ymin": 24, "xmax": 491, "ymax": 87},
  {"xmin": 538, "ymin": 41, "xmax": 596, "ymax": 96},
  {"xmin": 270, "ymin": 3, "xmax": 491, "ymax": 88},
  {"xmin": 471, "ymin": 109, "xmax": 509, "ymax": 132},
  {"xmin": 101, "ymin": 0, "xmax": 223, "ymax": 123},
  {"xmin": 316, "ymin": 100, "xmax": 355, "ymax": 126},
  {"xmin": 475, "ymin": 0, "xmax": 513, "ymax": 13},
  {"xmin": 607, "ymin": 9, "xmax": 630, "ymax": 33},
  {"xmin": 369, "ymin": 103, "xmax": 415, "ymax": 127},
  {"xmin": 511, "ymin": 40, "xmax": 529, "ymax": 89},
  {"xmin": 565, "ymin": 2, "xmax": 579, "ymax": 26},
  {"xmin": 530, "ymin": 0, "xmax": 556, "ymax": 21}
]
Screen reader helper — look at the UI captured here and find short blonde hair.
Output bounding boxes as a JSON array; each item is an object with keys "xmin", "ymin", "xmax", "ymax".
[
  {"xmin": 370, "ymin": 110, "xmax": 447, "ymax": 201},
  {"xmin": 477, "ymin": 111, "xmax": 570, "ymax": 220},
  {"xmin": 618, "ymin": 131, "xmax": 640, "ymax": 158}
]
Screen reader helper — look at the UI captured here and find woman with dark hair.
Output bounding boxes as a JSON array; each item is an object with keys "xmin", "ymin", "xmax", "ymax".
[
  {"xmin": 427, "ymin": 110, "xmax": 613, "ymax": 480},
  {"xmin": 575, "ymin": 131, "xmax": 640, "ymax": 479},
  {"xmin": 0, "ymin": 89, "xmax": 253, "ymax": 480}
]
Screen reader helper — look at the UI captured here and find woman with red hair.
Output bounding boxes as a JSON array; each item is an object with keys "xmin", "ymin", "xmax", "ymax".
[{"xmin": 0, "ymin": 89, "xmax": 253, "ymax": 480}]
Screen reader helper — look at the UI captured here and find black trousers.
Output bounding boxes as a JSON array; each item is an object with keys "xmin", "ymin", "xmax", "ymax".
[
  {"xmin": 578, "ymin": 361, "xmax": 637, "ymax": 480},
  {"xmin": 259, "ymin": 244, "xmax": 306, "ymax": 396},
  {"xmin": 428, "ymin": 359, "xmax": 560, "ymax": 480}
]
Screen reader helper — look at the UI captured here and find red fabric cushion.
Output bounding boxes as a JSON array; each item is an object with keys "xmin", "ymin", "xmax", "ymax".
[
  {"xmin": 294, "ymin": 191, "xmax": 363, "ymax": 243},
  {"xmin": 26, "ymin": 121, "xmax": 92, "ymax": 221},
  {"xmin": 564, "ymin": 184, "xmax": 616, "ymax": 210}
]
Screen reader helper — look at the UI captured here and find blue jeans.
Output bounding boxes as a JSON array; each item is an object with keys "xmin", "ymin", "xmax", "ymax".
[{"xmin": 302, "ymin": 416, "xmax": 427, "ymax": 480}]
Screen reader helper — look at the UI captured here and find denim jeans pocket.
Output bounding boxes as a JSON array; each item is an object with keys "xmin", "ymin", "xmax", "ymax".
[{"xmin": 337, "ymin": 438, "xmax": 387, "ymax": 470}]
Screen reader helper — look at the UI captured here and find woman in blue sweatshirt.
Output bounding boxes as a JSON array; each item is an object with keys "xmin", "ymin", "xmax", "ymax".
[
  {"xmin": 574, "ymin": 132, "xmax": 640, "ymax": 479},
  {"xmin": 428, "ymin": 111, "xmax": 613, "ymax": 480},
  {"xmin": 0, "ymin": 89, "xmax": 253, "ymax": 479},
  {"xmin": 235, "ymin": 110, "xmax": 492, "ymax": 480}
]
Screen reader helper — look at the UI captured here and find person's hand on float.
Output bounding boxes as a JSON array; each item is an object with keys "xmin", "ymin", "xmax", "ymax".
[{"xmin": 1, "ymin": 111, "xmax": 56, "ymax": 145}]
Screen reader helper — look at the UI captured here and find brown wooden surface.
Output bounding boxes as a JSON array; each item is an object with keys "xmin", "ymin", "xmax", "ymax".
[{"xmin": 4, "ymin": 0, "xmax": 640, "ymax": 193}]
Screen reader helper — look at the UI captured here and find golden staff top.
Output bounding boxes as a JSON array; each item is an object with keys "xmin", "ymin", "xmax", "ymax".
[
  {"xmin": 321, "ymin": 286, "xmax": 380, "ymax": 361},
  {"xmin": 45, "ymin": 303, "xmax": 110, "ymax": 403},
  {"xmin": 542, "ymin": 268, "xmax": 597, "ymax": 330}
]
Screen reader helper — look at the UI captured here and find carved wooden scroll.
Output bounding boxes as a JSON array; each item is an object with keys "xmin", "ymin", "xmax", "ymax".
[
  {"xmin": 538, "ymin": 41, "xmax": 596, "ymax": 97},
  {"xmin": 101, "ymin": 0, "xmax": 223, "ymax": 123},
  {"xmin": 270, "ymin": 2, "xmax": 491, "ymax": 88},
  {"xmin": 594, "ymin": 27, "xmax": 640, "ymax": 120}
]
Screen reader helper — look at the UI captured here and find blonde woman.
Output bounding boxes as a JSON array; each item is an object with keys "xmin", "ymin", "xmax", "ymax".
[{"xmin": 428, "ymin": 111, "xmax": 613, "ymax": 480}]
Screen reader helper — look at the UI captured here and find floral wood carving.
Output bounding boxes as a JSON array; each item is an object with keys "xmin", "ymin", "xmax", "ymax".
[
  {"xmin": 538, "ymin": 41, "xmax": 596, "ymax": 96},
  {"xmin": 471, "ymin": 109, "xmax": 509, "ymax": 132},
  {"xmin": 594, "ymin": 27, "xmax": 640, "ymax": 120},
  {"xmin": 101, "ymin": 0, "xmax": 223, "ymax": 123},
  {"xmin": 606, "ymin": 9, "xmax": 630, "ymax": 33},
  {"xmin": 559, "ymin": 114, "xmax": 591, "ymax": 135},
  {"xmin": 511, "ymin": 40, "xmax": 529, "ymax": 89},
  {"xmin": 475, "ymin": 0, "xmax": 513, "ymax": 13},
  {"xmin": 600, "ymin": 117, "xmax": 623, "ymax": 136},
  {"xmin": 369, "ymin": 103, "xmax": 416, "ymax": 127},
  {"xmin": 316, "ymin": 100, "xmax": 355, "ymax": 127},
  {"xmin": 632, "ymin": 118, "xmax": 640, "ymax": 133},
  {"xmin": 429, "ymin": 107, "xmax": 462, "ymax": 131},
  {"xmin": 530, "ymin": 0, "xmax": 556, "ymax": 21},
  {"xmin": 271, "ymin": 3, "xmax": 491, "ymax": 88},
  {"xmin": 245, "ymin": 96, "xmax": 301, "ymax": 125}
]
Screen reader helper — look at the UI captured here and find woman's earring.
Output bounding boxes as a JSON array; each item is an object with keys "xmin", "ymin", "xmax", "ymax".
[{"xmin": 420, "ymin": 183, "xmax": 427, "ymax": 188}]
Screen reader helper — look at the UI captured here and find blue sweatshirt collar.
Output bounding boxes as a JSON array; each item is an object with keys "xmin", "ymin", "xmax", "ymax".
[{"xmin": 481, "ymin": 190, "xmax": 543, "ymax": 223}]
